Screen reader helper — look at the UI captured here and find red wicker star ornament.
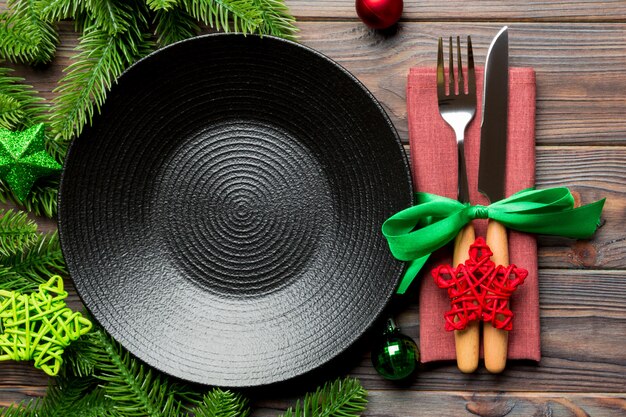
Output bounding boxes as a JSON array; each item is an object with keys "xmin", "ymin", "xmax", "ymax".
[{"xmin": 432, "ymin": 237, "xmax": 527, "ymax": 332}]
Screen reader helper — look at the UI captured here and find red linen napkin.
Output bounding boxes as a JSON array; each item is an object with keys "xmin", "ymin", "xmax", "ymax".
[{"xmin": 407, "ymin": 67, "xmax": 540, "ymax": 362}]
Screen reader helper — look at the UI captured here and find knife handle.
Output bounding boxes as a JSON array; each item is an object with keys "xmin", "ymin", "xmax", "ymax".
[
  {"xmin": 484, "ymin": 220, "xmax": 509, "ymax": 373},
  {"xmin": 453, "ymin": 223, "xmax": 479, "ymax": 373}
]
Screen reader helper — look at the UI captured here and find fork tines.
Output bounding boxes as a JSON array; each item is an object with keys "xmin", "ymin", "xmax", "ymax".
[{"xmin": 437, "ymin": 35, "xmax": 475, "ymax": 97}]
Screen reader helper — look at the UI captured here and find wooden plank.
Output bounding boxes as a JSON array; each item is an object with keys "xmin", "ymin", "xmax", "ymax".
[
  {"xmin": 4, "ymin": 23, "xmax": 626, "ymax": 146},
  {"xmin": 357, "ymin": 270, "xmax": 626, "ymax": 392},
  {"xmin": 1, "ymin": 270, "xmax": 624, "ymax": 394},
  {"xmin": 285, "ymin": 0, "xmax": 626, "ymax": 22},
  {"xmin": 0, "ymin": 386, "xmax": 46, "ymax": 408},
  {"xmin": 253, "ymin": 391, "xmax": 626, "ymax": 417},
  {"xmin": 3, "ymin": 388, "xmax": 625, "ymax": 416},
  {"xmin": 535, "ymin": 147, "xmax": 625, "ymax": 269},
  {"xmin": 295, "ymin": 22, "xmax": 626, "ymax": 146}
]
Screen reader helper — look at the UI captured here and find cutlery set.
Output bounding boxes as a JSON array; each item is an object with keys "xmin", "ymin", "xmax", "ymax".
[{"xmin": 437, "ymin": 27, "xmax": 511, "ymax": 373}]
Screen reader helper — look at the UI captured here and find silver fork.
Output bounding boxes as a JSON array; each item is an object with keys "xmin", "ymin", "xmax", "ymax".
[
  {"xmin": 437, "ymin": 36, "xmax": 476, "ymax": 203},
  {"xmin": 437, "ymin": 35, "xmax": 479, "ymax": 374}
]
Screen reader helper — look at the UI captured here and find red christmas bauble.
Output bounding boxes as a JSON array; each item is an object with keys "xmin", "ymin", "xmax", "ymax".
[{"xmin": 356, "ymin": 0, "xmax": 403, "ymax": 30}]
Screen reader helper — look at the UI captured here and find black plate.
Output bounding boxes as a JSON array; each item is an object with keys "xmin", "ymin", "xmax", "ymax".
[{"xmin": 58, "ymin": 34, "xmax": 412, "ymax": 387}]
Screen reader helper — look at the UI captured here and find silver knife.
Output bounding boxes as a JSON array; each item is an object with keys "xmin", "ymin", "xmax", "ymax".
[
  {"xmin": 479, "ymin": 26, "xmax": 508, "ymax": 201},
  {"xmin": 478, "ymin": 26, "xmax": 510, "ymax": 374}
]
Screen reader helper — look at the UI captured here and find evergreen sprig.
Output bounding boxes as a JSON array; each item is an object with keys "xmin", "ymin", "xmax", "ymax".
[
  {"xmin": 0, "ymin": 208, "xmax": 66, "ymax": 292},
  {"xmin": 0, "ymin": 374, "xmax": 113, "ymax": 417},
  {"xmin": 190, "ymin": 388, "xmax": 251, "ymax": 417},
  {"xmin": 0, "ymin": 399, "xmax": 39, "ymax": 417},
  {"xmin": 252, "ymin": 0, "xmax": 298, "ymax": 41},
  {"xmin": 0, "ymin": 209, "xmax": 38, "ymax": 257},
  {"xmin": 179, "ymin": 0, "xmax": 263, "ymax": 34},
  {"xmin": 154, "ymin": 6, "xmax": 200, "ymax": 46},
  {"xmin": 90, "ymin": 328, "xmax": 190, "ymax": 417},
  {"xmin": 147, "ymin": 0, "xmax": 179, "ymax": 12},
  {"xmin": 1, "ymin": 231, "xmax": 66, "ymax": 291},
  {"xmin": 279, "ymin": 377, "xmax": 368, "ymax": 417},
  {"xmin": 0, "ymin": 177, "xmax": 60, "ymax": 219},
  {"xmin": 0, "ymin": 68, "xmax": 61, "ymax": 216},
  {"xmin": 85, "ymin": 0, "xmax": 137, "ymax": 35},
  {"xmin": 0, "ymin": 0, "xmax": 58, "ymax": 65},
  {"xmin": 0, "ymin": 67, "xmax": 48, "ymax": 131},
  {"xmin": 49, "ymin": 18, "xmax": 153, "ymax": 146}
]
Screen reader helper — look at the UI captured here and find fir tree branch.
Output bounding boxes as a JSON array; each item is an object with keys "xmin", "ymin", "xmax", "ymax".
[
  {"xmin": 62, "ymin": 331, "xmax": 102, "ymax": 378},
  {"xmin": 0, "ymin": 67, "xmax": 48, "ymax": 131},
  {"xmin": 147, "ymin": 0, "xmax": 180, "ymax": 12},
  {"xmin": 0, "ymin": 0, "xmax": 58, "ymax": 65},
  {"xmin": 38, "ymin": 0, "xmax": 87, "ymax": 22},
  {"xmin": 0, "ymin": 176, "xmax": 59, "ymax": 219},
  {"xmin": 49, "ymin": 19, "xmax": 153, "ymax": 144},
  {"xmin": 0, "ymin": 66, "xmax": 66, "ymax": 164},
  {"xmin": 90, "ymin": 328, "xmax": 187, "ymax": 417},
  {"xmin": 85, "ymin": 0, "xmax": 136, "ymax": 35},
  {"xmin": 279, "ymin": 377, "xmax": 368, "ymax": 417},
  {"xmin": 0, "ymin": 209, "xmax": 38, "ymax": 257},
  {"xmin": 1, "ymin": 231, "xmax": 66, "ymax": 292},
  {"xmin": 0, "ymin": 400, "xmax": 40, "ymax": 417},
  {"xmin": 251, "ymin": 0, "xmax": 297, "ymax": 40},
  {"xmin": 190, "ymin": 388, "xmax": 251, "ymax": 417},
  {"xmin": 153, "ymin": 6, "xmax": 199, "ymax": 46},
  {"xmin": 39, "ymin": 374, "xmax": 102, "ymax": 417},
  {"xmin": 38, "ymin": 0, "xmax": 91, "ymax": 32},
  {"xmin": 179, "ymin": 0, "xmax": 263, "ymax": 34},
  {"xmin": 0, "ymin": 265, "xmax": 27, "ymax": 292}
]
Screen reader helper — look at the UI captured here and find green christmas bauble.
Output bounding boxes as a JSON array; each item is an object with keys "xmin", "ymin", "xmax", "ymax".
[{"xmin": 371, "ymin": 319, "xmax": 419, "ymax": 380}]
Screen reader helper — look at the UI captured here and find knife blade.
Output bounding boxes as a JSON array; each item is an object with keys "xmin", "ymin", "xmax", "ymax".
[
  {"xmin": 479, "ymin": 26, "xmax": 508, "ymax": 201},
  {"xmin": 478, "ymin": 26, "xmax": 510, "ymax": 374}
]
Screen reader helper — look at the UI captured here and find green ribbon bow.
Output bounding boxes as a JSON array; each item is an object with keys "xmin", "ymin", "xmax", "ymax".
[{"xmin": 382, "ymin": 187, "xmax": 605, "ymax": 294}]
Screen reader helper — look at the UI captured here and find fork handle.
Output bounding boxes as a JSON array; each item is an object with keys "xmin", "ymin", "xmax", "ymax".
[
  {"xmin": 453, "ymin": 223, "xmax": 479, "ymax": 373},
  {"xmin": 484, "ymin": 220, "xmax": 509, "ymax": 373}
]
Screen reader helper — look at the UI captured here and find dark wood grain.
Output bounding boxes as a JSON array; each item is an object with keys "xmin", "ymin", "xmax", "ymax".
[
  {"xmin": 286, "ymin": 0, "xmax": 626, "ymax": 22},
  {"xmin": 2, "ymin": 269, "xmax": 625, "ymax": 396},
  {"xmin": 253, "ymin": 391, "xmax": 626, "ymax": 417},
  {"xmin": 295, "ymin": 22, "xmax": 626, "ymax": 146},
  {"xmin": 535, "ymin": 147, "xmax": 625, "ymax": 269},
  {"xmin": 6, "ymin": 23, "xmax": 626, "ymax": 147},
  {"xmin": 3, "ymin": 388, "xmax": 625, "ymax": 416},
  {"xmin": 0, "ymin": 2, "xmax": 625, "ymax": 415}
]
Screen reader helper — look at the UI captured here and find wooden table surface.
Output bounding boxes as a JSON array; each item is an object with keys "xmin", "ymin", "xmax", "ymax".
[{"xmin": 1, "ymin": 1, "xmax": 625, "ymax": 416}]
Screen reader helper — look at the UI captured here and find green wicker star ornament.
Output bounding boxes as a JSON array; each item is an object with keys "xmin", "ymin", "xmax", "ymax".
[
  {"xmin": 0, "ymin": 275, "xmax": 92, "ymax": 376},
  {"xmin": 0, "ymin": 124, "xmax": 61, "ymax": 201}
]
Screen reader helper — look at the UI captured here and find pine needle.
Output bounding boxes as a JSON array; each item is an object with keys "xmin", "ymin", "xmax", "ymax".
[
  {"xmin": 0, "ymin": 177, "xmax": 60, "ymax": 219},
  {"xmin": 62, "ymin": 331, "xmax": 103, "ymax": 378},
  {"xmin": 90, "ymin": 328, "xmax": 188, "ymax": 417},
  {"xmin": 49, "ymin": 20, "xmax": 153, "ymax": 144},
  {"xmin": 154, "ymin": 6, "xmax": 200, "ymax": 46},
  {"xmin": 0, "ymin": 399, "xmax": 40, "ymax": 417},
  {"xmin": 40, "ymin": 374, "xmax": 99, "ymax": 417},
  {"xmin": 1, "ymin": 231, "xmax": 66, "ymax": 292},
  {"xmin": 190, "ymin": 388, "xmax": 251, "ymax": 417},
  {"xmin": 0, "ymin": 0, "xmax": 58, "ymax": 65},
  {"xmin": 251, "ymin": 0, "xmax": 297, "ymax": 40},
  {"xmin": 179, "ymin": 0, "xmax": 263, "ymax": 34},
  {"xmin": 0, "ymin": 209, "xmax": 38, "ymax": 257},
  {"xmin": 38, "ymin": 0, "xmax": 88, "ymax": 22},
  {"xmin": 279, "ymin": 377, "xmax": 368, "ymax": 417},
  {"xmin": 147, "ymin": 0, "xmax": 180, "ymax": 12},
  {"xmin": 85, "ymin": 0, "xmax": 136, "ymax": 35},
  {"xmin": 0, "ymin": 67, "xmax": 48, "ymax": 131}
]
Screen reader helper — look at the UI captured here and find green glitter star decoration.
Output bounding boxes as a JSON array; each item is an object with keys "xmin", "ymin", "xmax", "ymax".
[
  {"xmin": 0, "ymin": 275, "xmax": 92, "ymax": 376},
  {"xmin": 0, "ymin": 124, "xmax": 61, "ymax": 201}
]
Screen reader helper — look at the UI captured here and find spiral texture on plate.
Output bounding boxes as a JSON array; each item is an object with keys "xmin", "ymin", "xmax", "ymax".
[{"xmin": 58, "ymin": 34, "xmax": 412, "ymax": 387}]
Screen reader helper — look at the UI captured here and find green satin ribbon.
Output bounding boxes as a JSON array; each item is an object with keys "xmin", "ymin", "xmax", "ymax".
[{"xmin": 382, "ymin": 188, "xmax": 605, "ymax": 294}]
